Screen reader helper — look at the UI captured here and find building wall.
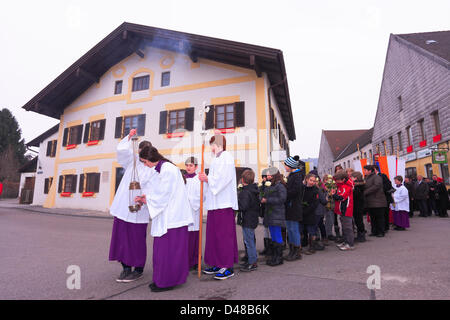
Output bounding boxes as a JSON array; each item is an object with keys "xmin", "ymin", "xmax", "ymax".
[
  {"xmin": 317, "ymin": 131, "xmax": 335, "ymax": 177},
  {"xmin": 333, "ymin": 144, "xmax": 373, "ymax": 171},
  {"xmin": 36, "ymin": 46, "xmax": 290, "ymax": 211},
  {"xmin": 372, "ymin": 35, "xmax": 450, "ymax": 183}
]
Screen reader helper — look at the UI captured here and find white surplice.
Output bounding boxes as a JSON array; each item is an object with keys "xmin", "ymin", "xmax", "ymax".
[
  {"xmin": 185, "ymin": 173, "xmax": 206, "ymax": 232},
  {"xmin": 390, "ymin": 184, "xmax": 410, "ymax": 212},
  {"xmin": 109, "ymin": 136, "xmax": 156, "ymax": 224},
  {"xmin": 143, "ymin": 161, "xmax": 194, "ymax": 237},
  {"xmin": 204, "ymin": 151, "xmax": 238, "ymax": 211}
]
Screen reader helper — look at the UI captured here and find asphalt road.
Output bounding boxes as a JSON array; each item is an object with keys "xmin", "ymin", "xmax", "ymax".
[{"xmin": 0, "ymin": 206, "xmax": 449, "ymax": 300}]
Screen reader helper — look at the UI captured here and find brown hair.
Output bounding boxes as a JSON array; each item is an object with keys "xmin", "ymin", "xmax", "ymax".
[
  {"xmin": 363, "ymin": 165, "xmax": 375, "ymax": 173},
  {"xmin": 394, "ymin": 175, "xmax": 403, "ymax": 183},
  {"xmin": 334, "ymin": 165, "xmax": 343, "ymax": 173},
  {"xmin": 271, "ymin": 172, "xmax": 287, "ymax": 186},
  {"xmin": 209, "ymin": 134, "xmax": 226, "ymax": 151},
  {"xmin": 334, "ymin": 170, "xmax": 348, "ymax": 181},
  {"xmin": 351, "ymin": 171, "xmax": 364, "ymax": 182},
  {"xmin": 139, "ymin": 146, "xmax": 186, "ymax": 183},
  {"xmin": 305, "ymin": 173, "xmax": 317, "ymax": 181},
  {"xmin": 139, "ymin": 140, "xmax": 152, "ymax": 150},
  {"xmin": 241, "ymin": 169, "xmax": 255, "ymax": 185}
]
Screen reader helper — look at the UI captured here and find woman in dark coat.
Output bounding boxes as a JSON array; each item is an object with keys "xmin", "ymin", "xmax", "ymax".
[
  {"xmin": 301, "ymin": 173, "xmax": 320, "ymax": 255},
  {"xmin": 284, "ymin": 155, "xmax": 304, "ymax": 261},
  {"xmin": 261, "ymin": 167, "xmax": 287, "ymax": 266},
  {"xmin": 350, "ymin": 171, "xmax": 366, "ymax": 242},
  {"xmin": 436, "ymin": 178, "xmax": 449, "ymax": 217}
]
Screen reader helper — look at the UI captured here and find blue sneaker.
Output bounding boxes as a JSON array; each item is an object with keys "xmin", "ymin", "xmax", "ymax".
[
  {"xmin": 202, "ymin": 266, "xmax": 221, "ymax": 275},
  {"xmin": 214, "ymin": 268, "xmax": 234, "ymax": 280}
]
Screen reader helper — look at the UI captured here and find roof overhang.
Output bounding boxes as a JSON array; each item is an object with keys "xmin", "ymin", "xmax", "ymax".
[{"xmin": 22, "ymin": 22, "xmax": 296, "ymax": 140}]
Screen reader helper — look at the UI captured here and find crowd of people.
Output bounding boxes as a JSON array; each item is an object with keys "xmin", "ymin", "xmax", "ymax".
[{"xmin": 107, "ymin": 130, "xmax": 449, "ymax": 293}]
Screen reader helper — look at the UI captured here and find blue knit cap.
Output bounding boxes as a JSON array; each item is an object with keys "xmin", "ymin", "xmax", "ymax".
[{"xmin": 284, "ymin": 155, "xmax": 300, "ymax": 169}]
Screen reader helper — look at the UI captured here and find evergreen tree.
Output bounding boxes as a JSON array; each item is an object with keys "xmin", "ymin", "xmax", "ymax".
[{"xmin": 0, "ymin": 108, "xmax": 27, "ymax": 181}]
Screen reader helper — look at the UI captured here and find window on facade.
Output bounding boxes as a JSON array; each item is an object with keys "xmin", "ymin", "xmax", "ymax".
[
  {"xmin": 44, "ymin": 177, "xmax": 53, "ymax": 194},
  {"xmin": 80, "ymin": 172, "xmax": 101, "ymax": 193},
  {"xmin": 114, "ymin": 80, "xmax": 123, "ymax": 94},
  {"xmin": 65, "ymin": 126, "xmax": 83, "ymax": 146},
  {"xmin": 397, "ymin": 132, "xmax": 403, "ymax": 151},
  {"xmin": 440, "ymin": 163, "xmax": 449, "ymax": 185},
  {"xmin": 132, "ymin": 75, "xmax": 150, "ymax": 92},
  {"xmin": 123, "ymin": 115, "xmax": 140, "ymax": 137},
  {"xmin": 215, "ymin": 104, "xmax": 235, "ymax": 129},
  {"xmin": 432, "ymin": 111, "xmax": 441, "ymax": 136},
  {"xmin": 63, "ymin": 175, "xmax": 76, "ymax": 193},
  {"xmin": 89, "ymin": 120, "xmax": 102, "ymax": 141},
  {"xmin": 406, "ymin": 126, "xmax": 412, "ymax": 146},
  {"xmin": 46, "ymin": 140, "xmax": 57, "ymax": 157},
  {"xmin": 168, "ymin": 109, "xmax": 185, "ymax": 133},
  {"xmin": 397, "ymin": 95, "xmax": 403, "ymax": 111},
  {"xmin": 418, "ymin": 119, "xmax": 425, "ymax": 141},
  {"xmin": 405, "ymin": 167, "xmax": 417, "ymax": 180},
  {"xmin": 425, "ymin": 163, "xmax": 433, "ymax": 179},
  {"xmin": 161, "ymin": 72, "xmax": 170, "ymax": 87}
]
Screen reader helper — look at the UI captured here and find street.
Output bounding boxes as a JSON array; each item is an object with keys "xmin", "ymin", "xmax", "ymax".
[{"xmin": 0, "ymin": 204, "xmax": 449, "ymax": 300}]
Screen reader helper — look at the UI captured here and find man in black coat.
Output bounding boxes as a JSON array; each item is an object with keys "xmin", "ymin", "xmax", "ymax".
[
  {"xmin": 415, "ymin": 175, "xmax": 429, "ymax": 217},
  {"xmin": 404, "ymin": 177, "xmax": 415, "ymax": 217},
  {"xmin": 374, "ymin": 166, "xmax": 394, "ymax": 232}
]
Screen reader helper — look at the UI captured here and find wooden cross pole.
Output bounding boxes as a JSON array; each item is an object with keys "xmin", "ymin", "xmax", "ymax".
[
  {"xmin": 357, "ymin": 143, "xmax": 362, "ymax": 159},
  {"xmin": 198, "ymin": 102, "xmax": 208, "ymax": 279},
  {"xmin": 383, "ymin": 141, "xmax": 388, "ymax": 156}
]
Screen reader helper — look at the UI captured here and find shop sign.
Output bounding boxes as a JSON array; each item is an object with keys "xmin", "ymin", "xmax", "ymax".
[
  {"xmin": 432, "ymin": 151, "xmax": 447, "ymax": 164},
  {"xmin": 417, "ymin": 148, "xmax": 432, "ymax": 159}
]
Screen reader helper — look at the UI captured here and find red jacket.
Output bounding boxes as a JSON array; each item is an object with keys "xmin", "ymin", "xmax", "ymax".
[
  {"xmin": 333, "ymin": 179, "xmax": 354, "ymax": 217},
  {"xmin": 0, "ymin": 182, "xmax": 3, "ymax": 196}
]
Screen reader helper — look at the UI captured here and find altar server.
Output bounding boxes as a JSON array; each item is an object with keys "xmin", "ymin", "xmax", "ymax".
[
  {"xmin": 391, "ymin": 176, "xmax": 410, "ymax": 231},
  {"xmin": 138, "ymin": 146, "xmax": 194, "ymax": 292},
  {"xmin": 184, "ymin": 156, "xmax": 203, "ymax": 270},
  {"xmin": 108, "ymin": 129, "xmax": 155, "ymax": 283},
  {"xmin": 198, "ymin": 134, "xmax": 239, "ymax": 280}
]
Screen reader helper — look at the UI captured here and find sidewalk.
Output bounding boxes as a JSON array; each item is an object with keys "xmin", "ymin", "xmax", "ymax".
[{"xmin": 0, "ymin": 198, "xmax": 112, "ymax": 219}]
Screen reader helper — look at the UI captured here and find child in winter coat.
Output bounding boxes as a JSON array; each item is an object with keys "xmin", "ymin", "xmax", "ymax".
[
  {"xmin": 301, "ymin": 173, "xmax": 320, "ymax": 255},
  {"xmin": 331, "ymin": 170, "xmax": 354, "ymax": 251},
  {"xmin": 237, "ymin": 169, "xmax": 261, "ymax": 272},
  {"xmin": 261, "ymin": 167, "xmax": 287, "ymax": 267}
]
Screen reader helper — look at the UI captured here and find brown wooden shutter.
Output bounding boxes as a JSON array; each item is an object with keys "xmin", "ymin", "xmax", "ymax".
[
  {"xmin": 75, "ymin": 125, "xmax": 83, "ymax": 145},
  {"xmin": 51, "ymin": 141, "xmax": 57, "ymax": 157},
  {"xmin": 235, "ymin": 101, "xmax": 245, "ymax": 127},
  {"xmin": 159, "ymin": 111, "xmax": 168, "ymax": 134},
  {"xmin": 114, "ymin": 117, "xmax": 123, "ymax": 139},
  {"xmin": 205, "ymin": 105, "xmax": 215, "ymax": 130},
  {"xmin": 79, "ymin": 174, "xmax": 85, "ymax": 193},
  {"xmin": 58, "ymin": 176, "xmax": 63, "ymax": 193},
  {"xmin": 46, "ymin": 141, "xmax": 52, "ymax": 156},
  {"xmin": 71, "ymin": 175, "xmax": 77, "ymax": 193},
  {"xmin": 62, "ymin": 128, "xmax": 68, "ymax": 147},
  {"xmin": 83, "ymin": 123, "xmax": 90, "ymax": 143},
  {"xmin": 185, "ymin": 107, "xmax": 195, "ymax": 131},
  {"xmin": 98, "ymin": 119, "xmax": 106, "ymax": 141},
  {"xmin": 44, "ymin": 178, "xmax": 49, "ymax": 194},
  {"xmin": 93, "ymin": 173, "xmax": 100, "ymax": 193}
]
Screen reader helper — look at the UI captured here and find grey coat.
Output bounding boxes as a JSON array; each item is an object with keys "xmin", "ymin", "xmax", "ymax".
[
  {"xmin": 315, "ymin": 188, "xmax": 329, "ymax": 217},
  {"xmin": 414, "ymin": 181, "xmax": 429, "ymax": 200},
  {"xmin": 262, "ymin": 182, "xmax": 287, "ymax": 228},
  {"xmin": 364, "ymin": 172, "xmax": 387, "ymax": 208}
]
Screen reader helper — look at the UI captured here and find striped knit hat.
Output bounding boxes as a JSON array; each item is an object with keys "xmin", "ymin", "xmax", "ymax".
[{"xmin": 284, "ymin": 155, "xmax": 300, "ymax": 169}]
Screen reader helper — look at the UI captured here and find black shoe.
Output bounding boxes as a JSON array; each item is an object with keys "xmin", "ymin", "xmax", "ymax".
[
  {"xmin": 149, "ymin": 282, "xmax": 175, "ymax": 292},
  {"xmin": 122, "ymin": 270, "xmax": 143, "ymax": 283},
  {"xmin": 376, "ymin": 233, "xmax": 385, "ymax": 238},
  {"xmin": 240, "ymin": 263, "xmax": 258, "ymax": 272},
  {"xmin": 327, "ymin": 235, "xmax": 336, "ymax": 241},
  {"xmin": 355, "ymin": 234, "xmax": 366, "ymax": 242},
  {"xmin": 116, "ymin": 268, "xmax": 132, "ymax": 282}
]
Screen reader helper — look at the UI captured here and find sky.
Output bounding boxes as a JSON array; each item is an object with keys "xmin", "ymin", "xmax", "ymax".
[{"xmin": 1, "ymin": 0, "xmax": 449, "ymax": 158}]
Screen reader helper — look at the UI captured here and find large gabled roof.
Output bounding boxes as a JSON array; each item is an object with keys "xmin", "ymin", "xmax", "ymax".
[
  {"xmin": 335, "ymin": 127, "xmax": 373, "ymax": 161},
  {"xmin": 323, "ymin": 129, "xmax": 369, "ymax": 160},
  {"xmin": 22, "ymin": 22, "xmax": 296, "ymax": 140},
  {"xmin": 395, "ymin": 30, "xmax": 450, "ymax": 68}
]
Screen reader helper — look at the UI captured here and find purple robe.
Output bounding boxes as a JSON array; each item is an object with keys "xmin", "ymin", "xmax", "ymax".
[
  {"xmin": 153, "ymin": 226, "xmax": 189, "ymax": 288},
  {"xmin": 393, "ymin": 210, "xmax": 410, "ymax": 228},
  {"xmin": 109, "ymin": 217, "xmax": 148, "ymax": 267},
  {"xmin": 204, "ymin": 208, "xmax": 238, "ymax": 269}
]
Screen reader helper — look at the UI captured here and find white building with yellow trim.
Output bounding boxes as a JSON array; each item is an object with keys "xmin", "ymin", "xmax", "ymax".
[{"xmin": 23, "ymin": 22, "xmax": 296, "ymax": 212}]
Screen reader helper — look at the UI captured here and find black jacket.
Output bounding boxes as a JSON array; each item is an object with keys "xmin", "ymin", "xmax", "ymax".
[
  {"xmin": 414, "ymin": 180, "xmax": 429, "ymax": 200},
  {"xmin": 285, "ymin": 170, "xmax": 304, "ymax": 221},
  {"xmin": 237, "ymin": 183, "xmax": 261, "ymax": 229},
  {"xmin": 353, "ymin": 182, "xmax": 365, "ymax": 216},
  {"xmin": 261, "ymin": 182, "xmax": 287, "ymax": 228},
  {"xmin": 301, "ymin": 185, "xmax": 319, "ymax": 225},
  {"xmin": 378, "ymin": 172, "xmax": 394, "ymax": 204}
]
